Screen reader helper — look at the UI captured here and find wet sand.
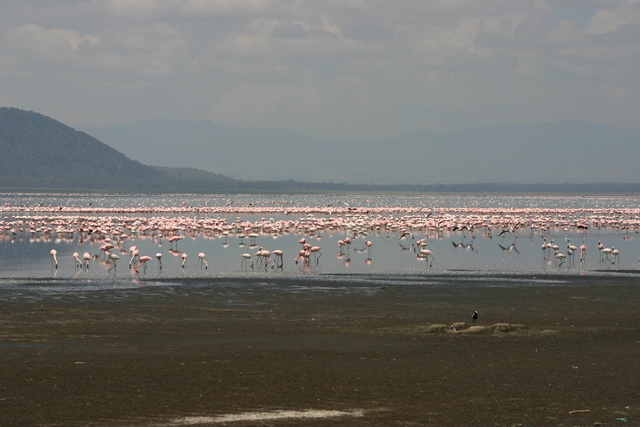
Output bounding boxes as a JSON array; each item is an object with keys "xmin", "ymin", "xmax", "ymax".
[{"xmin": 1, "ymin": 274, "xmax": 640, "ymax": 426}]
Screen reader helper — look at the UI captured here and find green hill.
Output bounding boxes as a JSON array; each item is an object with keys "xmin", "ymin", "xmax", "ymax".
[{"xmin": 0, "ymin": 107, "xmax": 240, "ymax": 191}]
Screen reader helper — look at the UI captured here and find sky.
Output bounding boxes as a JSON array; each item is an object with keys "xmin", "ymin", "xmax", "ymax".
[{"xmin": 1, "ymin": 0, "xmax": 640, "ymax": 141}]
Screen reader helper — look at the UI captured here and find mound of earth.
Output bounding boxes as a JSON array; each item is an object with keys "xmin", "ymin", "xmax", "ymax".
[{"xmin": 425, "ymin": 322, "xmax": 532, "ymax": 334}]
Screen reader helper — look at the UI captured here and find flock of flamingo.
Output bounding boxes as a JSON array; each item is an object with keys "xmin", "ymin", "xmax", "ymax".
[{"xmin": 2, "ymin": 200, "xmax": 639, "ymax": 274}]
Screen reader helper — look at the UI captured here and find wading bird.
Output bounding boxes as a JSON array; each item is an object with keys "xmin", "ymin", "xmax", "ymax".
[
  {"xmin": 50, "ymin": 249, "xmax": 58, "ymax": 269},
  {"xmin": 196, "ymin": 252, "xmax": 208, "ymax": 270},
  {"xmin": 108, "ymin": 252, "xmax": 120, "ymax": 272},
  {"xmin": 135, "ymin": 255, "xmax": 152, "ymax": 273}
]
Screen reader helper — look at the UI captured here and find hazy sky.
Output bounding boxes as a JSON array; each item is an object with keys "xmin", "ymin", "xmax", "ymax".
[{"xmin": 2, "ymin": 0, "xmax": 639, "ymax": 140}]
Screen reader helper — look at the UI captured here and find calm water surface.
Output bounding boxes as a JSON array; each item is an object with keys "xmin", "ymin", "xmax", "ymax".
[{"xmin": 1, "ymin": 193, "xmax": 639, "ymax": 297}]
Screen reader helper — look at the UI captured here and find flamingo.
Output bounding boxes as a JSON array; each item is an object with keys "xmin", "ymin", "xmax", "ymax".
[
  {"xmin": 129, "ymin": 248, "xmax": 140, "ymax": 269},
  {"xmin": 554, "ymin": 251, "xmax": 567, "ymax": 266},
  {"xmin": 255, "ymin": 248, "xmax": 273, "ymax": 268},
  {"xmin": 240, "ymin": 253, "xmax": 253, "ymax": 269},
  {"xmin": 156, "ymin": 252, "xmax": 163, "ymax": 269},
  {"xmin": 196, "ymin": 252, "xmax": 208, "ymax": 269},
  {"xmin": 309, "ymin": 246, "xmax": 322, "ymax": 262},
  {"xmin": 50, "ymin": 249, "xmax": 58, "ymax": 269},
  {"xmin": 498, "ymin": 222, "xmax": 522, "ymax": 239},
  {"xmin": 100, "ymin": 243, "xmax": 115, "ymax": 259},
  {"xmin": 181, "ymin": 253, "xmax": 188, "ymax": 269},
  {"xmin": 295, "ymin": 249, "xmax": 310, "ymax": 265},
  {"xmin": 108, "ymin": 252, "xmax": 120, "ymax": 272},
  {"xmin": 567, "ymin": 240, "xmax": 578, "ymax": 261},
  {"xmin": 419, "ymin": 248, "xmax": 435, "ymax": 267},
  {"xmin": 169, "ymin": 236, "xmax": 182, "ymax": 250},
  {"xmin": 135, "ymin": 255, "xmax": 152, "ymax": 272},
  {"xmin": 364, "ymin": 240, "xmax": 372, "ymax": 257},
  {"xmin": 579, "ymin": 244, "xmax": 586, "ymax": 262},
  {"xmin": 399, "ymin": 231, "xmax": 413, "ymax": 240},
  {"xmin": 611, "ymin": 247, "xmax": 620, "ymax": 264},
  {"xmin": 73, "ymin": 252, "xmax": 82, "ymax": 268},
  {"xmin": 83, "ymin": 252, "xmax": 96, "ymax": 269},
  {"xmin": 597, "ymin": 240, "xmax": 604, "ymax": 260},
  {"xmin": 273, "ymin": 249, "xmax": 284, "ymax": 268}
]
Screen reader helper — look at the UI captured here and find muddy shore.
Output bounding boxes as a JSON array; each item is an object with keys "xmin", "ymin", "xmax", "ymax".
[{"xmin": 1, "ymin": 274, "xmax": 639, "ymax": 426}]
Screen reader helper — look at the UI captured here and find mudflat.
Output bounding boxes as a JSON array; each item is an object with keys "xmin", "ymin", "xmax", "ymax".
[{"xmin": 1, "ymin": 274, "xmax": 639, "ymax": 426}]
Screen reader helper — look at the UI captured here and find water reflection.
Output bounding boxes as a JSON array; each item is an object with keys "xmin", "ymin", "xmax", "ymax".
[{"xmin": 1, "ymin": 194, "xmax": 639, "ymax": 283}]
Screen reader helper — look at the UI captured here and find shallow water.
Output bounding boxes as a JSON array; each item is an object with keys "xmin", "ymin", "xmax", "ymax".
[{"xmin": 1, "ymin": 193, "xmax": 639, "ymax": 297}]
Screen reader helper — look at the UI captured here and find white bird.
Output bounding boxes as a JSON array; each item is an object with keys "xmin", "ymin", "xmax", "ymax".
[
  {"xmin": 196, "ymin": 252, "xmax": 208, "ymax": 269},
  {"xmin": 50, "ymin": 249, "xmax": 58, "ymax": 269},
  {"xmin": 240, "ymin": 253, "xmax": 253, "ymax": 269},
  {"xmin": 108, "ymin": 252, "xmax": 120, "ymax": 272},
  {"xmin": 73, "ymin": 252, "xmax": 82, "ymax": 268}
]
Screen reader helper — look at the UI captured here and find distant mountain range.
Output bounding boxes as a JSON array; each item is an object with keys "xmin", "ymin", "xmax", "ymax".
[
  {"xmin": 82, "ymin": 118, "xmax": 640, "ymax": 185},
  {"xmin": 2, "ymin": 106, "xmax": 640, "ymax": 193}
]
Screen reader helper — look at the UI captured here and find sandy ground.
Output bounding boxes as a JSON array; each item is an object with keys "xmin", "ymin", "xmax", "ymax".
[{"xmin": 1, "ymin": 274, "xmax": 640, "ymax": 426}]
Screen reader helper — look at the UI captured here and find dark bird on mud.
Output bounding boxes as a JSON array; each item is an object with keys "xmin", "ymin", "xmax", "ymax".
[{"xmin": 472, "ymin": 310, "xmax": 478, "ymax": 323}]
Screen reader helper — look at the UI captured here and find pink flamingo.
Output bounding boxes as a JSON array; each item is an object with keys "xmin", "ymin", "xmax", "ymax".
[
  {"xmin": 255, "ymin": 247, "xmax": 273, "ymax": 268},
  {"xmin": 247, "ymin": 233, "xmax": 259, "ymax": 245},
  {"xmin": 419, "ymin": 248, "xmax": 435, "ymax": 267},
  {"xmin": 181, "ymin": 253, "xmax": 188, "ymax": 269},
  {"xmin": 273, "ymin": 249, "xmax": 284, "ymax": 268},
  {"xmin": 50, "ymin": 249, "xmax": 58, "ymax": 269},
  {"xmin": 169, "ymin": 236, "xmax": 183, "ymax": 250},
  {"xmin": 579, "ymin": 244, "xmax": 586, "ymax": 262},
  {"xmin": 73, "ymin": 252, "xmax": 82, "ymax": 268},
  {"xmin": 129, "ymin": 247, "xmax": 139, "ymax": 269},
  {"xmin": 100, "ymin": 243, "xmax": 114, "ymax": 259},
  {"xmin": 611, "ymin": 247, "xmax": 620, "ymax": 263},
  {"xmin": 309, "ymin": 246, "xmax": 322, "ymax": 262},
  {"xmin": 567, "ymin": 240, "xmax": 578, "ymax": 262},
  {"xmin": 196, "ymin": 252, "xmax": 208, "ymax": 269},
  {"xmin": 295, "ymin": 249, "xmax": 310, "ymax": 265},
  {"xmin": 83, "ymin": 252, "xmax": 96, "ymax": 269},
  {"xmin": 240, "ymin": 253, "xmax": 253, "ymax": 269},
  {"xmin": 597, "ymin": 240, "xmax": 604, "ymax": 260},
  {"xmin": 135, "ymin": 255, "xmax": 152, "ymax": 273},
  {"xmin": 541, "ymin": 239, "xmax": 548, "ymax": 260}
]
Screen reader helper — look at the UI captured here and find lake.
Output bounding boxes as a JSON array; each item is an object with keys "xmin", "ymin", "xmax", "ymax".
[{"xmin": 1, "ymin": 193, "xmax": 639, "ymax": 288}]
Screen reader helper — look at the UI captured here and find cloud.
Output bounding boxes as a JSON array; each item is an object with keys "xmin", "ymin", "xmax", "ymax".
[
  {"xmin": 7, "ymin": 25, "xmax": 98, "ymax": 65},
  {"xmin": 1, "ymin": 0, "xmax": 640, "ymax": 138}
]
